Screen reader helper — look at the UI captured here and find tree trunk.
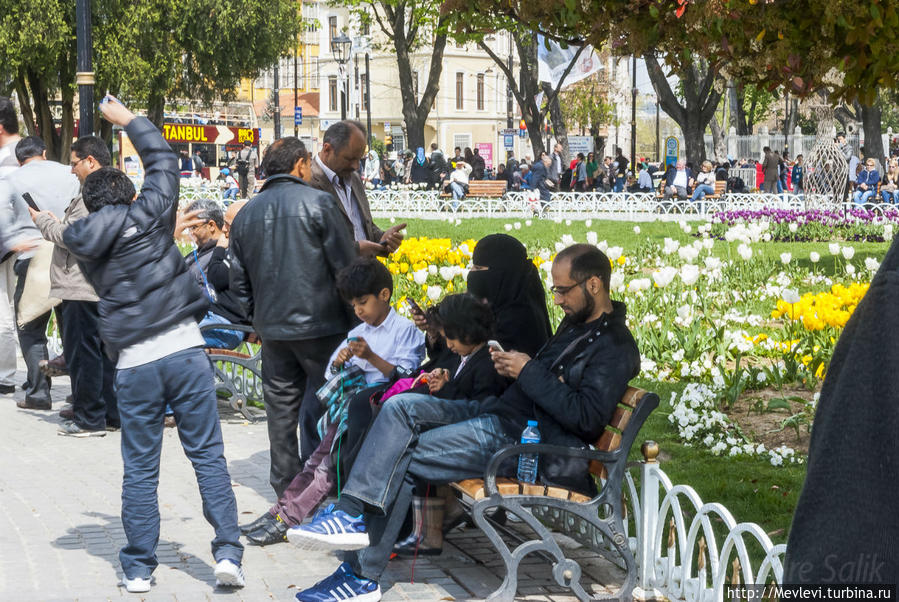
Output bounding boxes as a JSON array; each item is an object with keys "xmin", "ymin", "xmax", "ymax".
[
  {"xmin": 58, "ymin": 86, "xmax": 75, "ymax": 163},
  {"xmin": 783, "ymin": 97, "xmax": 799, "ymax": 137},
  {"xmin": 709, "ymin": 115, "xmax": 727, "ymax": 163},
  {"xmin": 147, "ymin": 90, "xmax": 165, "ymax": 130},
  {"xmin": 13, "ymin": 74, "xmax": 38, "ymax": 137},
  {"xmin": 26, "ymin": 69, "xmax": 62, "ymax": 160},
  {"xmin": 859, "ymin": 102, "xmax": 884, "ymax": 166},
  {"xmin": 543, "ymin": 82, "xmax": 568, "ymax": 161}
]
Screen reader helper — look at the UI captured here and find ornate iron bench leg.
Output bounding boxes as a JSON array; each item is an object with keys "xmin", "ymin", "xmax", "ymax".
[
  {"xmin": 210, "ymin": 359, "xmax": 255, "ymax": 421},
  {"xmin": 472, "ymin": 496, "xmax": 593, "ymax": 602}
]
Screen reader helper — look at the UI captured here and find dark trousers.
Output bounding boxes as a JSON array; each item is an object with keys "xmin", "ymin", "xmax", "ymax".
[
  {"xmin": 342, "ymin": 393, "xmax": 514, "ymax": 581},
  {"xmin": 260, "ymin": 334, "xmax": 346, "ymax": 497},
  {"xmin": 60, "ymin": 300, "xmax": 118, "ymax": 429},
  {"xmin": 13, "ymin": 258, "xmax": 51, "ymax": 405},
  {"xmin": 114, "ymin": 348, "xmax": 242, "ymax": 578}
]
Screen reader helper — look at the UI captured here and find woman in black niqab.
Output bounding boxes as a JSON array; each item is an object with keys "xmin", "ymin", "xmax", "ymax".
[{"xmin": 466, "ymin": 233, "xmax": 553, "ymax": 356}]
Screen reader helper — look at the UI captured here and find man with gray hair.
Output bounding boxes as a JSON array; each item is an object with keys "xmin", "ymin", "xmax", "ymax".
[{"xmin": 308, "ymin": 120, "xmax": 405, "ymax": 257}]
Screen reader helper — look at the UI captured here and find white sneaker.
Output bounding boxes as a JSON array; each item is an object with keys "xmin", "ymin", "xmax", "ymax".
[
  {"xmin": 214, "ymin": 559, "xmax": 246, "ymax": 588},
  {"xmin": 120, "ymin": 575, "xmax": 152, "ymax": 593}
]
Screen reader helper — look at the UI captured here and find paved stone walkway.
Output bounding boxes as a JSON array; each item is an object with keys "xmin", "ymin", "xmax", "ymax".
[{"xmin": 0, "ymin": 363, "xmax": 622, "ymax": 601}]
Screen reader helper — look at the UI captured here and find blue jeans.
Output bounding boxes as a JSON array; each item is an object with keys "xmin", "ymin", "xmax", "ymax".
[
  {"xmin": 223, "ymin": 187, "xmax": 238, "ymax": 200},
  {"xmin": 882, "ymin": 190, "xmax": 899, "ymax": 204},
  {"xmin": 342, "ymin": 393, "xmax": 515, "ymax": 581},
  {"xmin": 199, "ymin": 311, "xmax": 243, "ymax": 349},
  {"xmin": 614, "ymin": 175, "xmax": 625, "ymax": 192},
  {"xmin": 114, "ymin": 348, "xmax": 243, "ymax": 578},
  {"xmin": 450, "ymin": 181, "xmax": 466, "ymax": 200},
  {"xmin": 853, "ymin": 189, "xmax": 876, "ymax": 204},
  {"xmin": 690, "ymin": 184, "xmax": 715, "ymax": 201}
]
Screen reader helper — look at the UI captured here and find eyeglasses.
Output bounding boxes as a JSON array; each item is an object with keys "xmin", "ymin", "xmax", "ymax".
[
  {"xmin": 549, "ymin": 279, "xmax": 587, "ymax": 296},
  {"xmin": 71, "ymin": 157, "xmax": 88, "ymax": 169}
]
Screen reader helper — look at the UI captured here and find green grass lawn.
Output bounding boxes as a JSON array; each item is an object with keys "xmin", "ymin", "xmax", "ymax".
[{"xmin": 380, "ymin": 216, "xmax": 893, "ymax": 544}]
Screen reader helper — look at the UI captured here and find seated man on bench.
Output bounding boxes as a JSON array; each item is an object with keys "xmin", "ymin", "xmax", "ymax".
[{"xmin": 288, "ymin": 243, "xmax": 641, "ymax": 602}]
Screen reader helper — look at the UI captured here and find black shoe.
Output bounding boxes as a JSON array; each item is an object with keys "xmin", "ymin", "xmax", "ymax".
[
  {"xmin": 0, "ymin": 384, "xmax": 14, "ymax": 394},
  {"xmin": 17, "ymin": 398, "xmax": 51, "ymax": 410},
  {"xmin": 393, "ymin": 532, "xmax": 443, "ymax": 557},
  {"xmin": 239, "ymin": 512, "xmax": 275, "ymax": 535},
  {"xmin": 245, "ymin": 514, "xmax": 288, "ymax": 546}
]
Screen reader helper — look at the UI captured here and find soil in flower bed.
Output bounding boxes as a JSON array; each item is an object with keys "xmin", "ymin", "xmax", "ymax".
[{"xmin": 727, "ymin": 385, "xmax": 819, "ymax": 455}]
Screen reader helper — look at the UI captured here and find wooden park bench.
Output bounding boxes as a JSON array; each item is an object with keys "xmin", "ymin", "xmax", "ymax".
[
  {"xmin": 201, "ymin": 323, "xmax": 263, "ymax": 421},
  {"xmin": 439, "ymin": 180, "xmax": 508, "ymax": 199},
  {"xmin": 451, "ymin": 386, "xmax": 659, "ymax": 602}
]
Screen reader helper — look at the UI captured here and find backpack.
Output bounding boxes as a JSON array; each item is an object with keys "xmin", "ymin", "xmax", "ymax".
[
  {"xmin": 727, "ymin": 176, "xmax": 745, "ymax": 193},
  {"xmin": 235, "ymin": 148, "xmax": 251, "ymax": 177}
]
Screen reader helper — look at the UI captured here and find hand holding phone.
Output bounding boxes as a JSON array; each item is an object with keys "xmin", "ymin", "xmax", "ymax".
[
  {"xmin": 487, "ymin": 340, "xmax": 505, "ymax": 353},
  {"xmin": 22, "ymin": 193, "xmax": 39, "ymax": 212},
  {"xmin": 406, "ymin": 298, "xmax": 424, "ymax": 316}
]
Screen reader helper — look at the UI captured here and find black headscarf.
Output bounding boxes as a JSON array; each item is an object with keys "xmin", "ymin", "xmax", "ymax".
[{"xmin": 467, "ymin": 234, "xmax": 553, "ymax": 356}]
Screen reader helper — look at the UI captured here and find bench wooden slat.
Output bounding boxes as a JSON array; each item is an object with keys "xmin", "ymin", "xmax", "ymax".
[
  {"xmin": 439, "ymin": 179, "xmax": 507, "ymax": 198},
  {"xmin": 608, "ymin": 407, "xmax": 633, "ymax": 432},
  {"xmin": 206, "ymin": 349, "xmax": 252, "ymax": 360}
]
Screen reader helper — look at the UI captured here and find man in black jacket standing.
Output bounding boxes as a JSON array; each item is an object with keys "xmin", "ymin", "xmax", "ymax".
[
  {"xmin": 290, "ymin": 243, "xmax": 640, "ymax": 602},
  {"xmin": 58, "ymin": 98, "xmax": 244, "ymax": 593},
  {"xmin": 228, "ymin": 137, "xmax": 357, "ymax": 497}
]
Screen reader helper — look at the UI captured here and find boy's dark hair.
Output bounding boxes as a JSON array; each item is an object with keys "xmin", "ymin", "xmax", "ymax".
[
  {"xmin": 427, "ymin": 294, "xmax": 494, "ymax": 346},
  {"xmin": 261, "ymin": 137, "xmax": 308, "ymax": 176},
  {"xmin": 14, "ymin": 136, "xmax": 45, "ymax": 163},
  {"xmin": 71, "ymin": 136, "xmax": 112, "ymax": 166},
  {"xmin": 82, "ymin": 167, "xmax": 136, "ymax": 213},
  {"xmin": 555, "ymin": 243, "xmax": 611, "ymax": 292},
  {"xmin": 336, "ymin": 257, "xmax": 393, "ymax": 301},
  {"xmin": 186, "ymin": 199, "xmax": 224, "ymax": 229},
  {"xmin": 0, "ymin": 97, "xmax": 19, "ymax": 134}
]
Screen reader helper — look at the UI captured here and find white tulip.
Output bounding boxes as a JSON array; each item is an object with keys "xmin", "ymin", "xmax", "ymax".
[
  {"xmin": 586, "ymin": 231, "xmax": 598, "ymax": 245},
  {"xmin": 845, "ymin": 264, "xmax": 856, "ymax": 276},
  {"xmin": 704, "ymin": 256, "xmax": 722, "ymax": 270},
  {"xmin": 413, "ymin": 270, "xmax": 428, "ymax": 285},
  {"xmin": 525, "ymin": 220, "xmax": 533, "ymax": 226},
  {"xmin": 782, "ymin": 289, "xmax": 801, "ymax": 304},
  {"xmin": 737, "ymin": 243, "xmax": 752, "ymax": 260},
  {"xmin": 426, "ymin": 285, "xmax": 442, "ymax": 302},
  {"xmin": 514, "ymin": 222, "xmax": 522, "ymax": 230},
  {"xmin": 390, "ymin": 217, "xmax": 396, "ymax": 224},
  {"xmin": 554, "ymin": 242, "xmax": 566, "ymax": 253},
  {"xmin": 652, "ymin": 266, "xmax": 678, "ymax": 288},
  {"xmin": 865, "ymin": 257, "xmax": 881, "ymax": 272},
  {"xmin": 662, "ymin": 238, "xmax": 681, "ymax": 255},
  {"xmin": 504, "ymin": 223, "xmax": 513, "ymax": 231},
  {"xmin": 809, "ymin": 251, "xmax": 820, "ymax": 263},
  {"xmin": 538, "ymin": 249, "xmax": 551, "ymax": 260},
  {"xmin": 678, "ymin": 247, "xmax": 699, "ymax": 262},
  {"xmin": 829, "ymin": 243, "xmax": 841, "ymax": 256},
  {"xmin": 565, "ymin": 219, "xmax": 572, "ymax": 226},
  {"xmin": 680, "ymin": 264, "xmax": 700, "ymax": 286},
  {"xmin": 439, "ymin": 266, "xmax": 455, "ymax": 281},
  {"xmin": 676, "ymin": 304, "xmax": 693, "ymax": 323},
  {"xmin": 461, "ymin": 268, "xmax": 470, "ymax": 281},
  {"xmin": 455, "ymin": 218, "xmax": 462, "ymax": 226},
  {"xmin": 597, "ymin": 240, "xmax": 609, "ymax": 252},
  {"xmin": 788, "ymin": 223, "xmax": 798, "ymax": 233},
  {"xmin": 633, "ymin": 226, "xmax": 641, "ymax": 234},
  {"xmin": 780, "ymin": 252, "xmax": 792, "ymax": 265},
  {"xmin": 609, "ymin": 271, "xmax": 625, "ymax": 292},
  {"xmin": 606, "ymin": 246, "xmax": 623, "ymax": 261},
  {"xmin": 585, "ymin": 219, "xmax": 592, "ymax": 227},
  {"xmin": 702, "ymin": 238, "xmax": 714, "ymax": 250},
  {"xmin": 841, "ymin": 246, "xmax": 855, "ymax": 260},
  {"xmin": 428, "ymin": 265, "xmax": 438, "ymax": 276},
  {"xmin": 561, "ymin": 234, "xmax": 575, "ymax": 246}
]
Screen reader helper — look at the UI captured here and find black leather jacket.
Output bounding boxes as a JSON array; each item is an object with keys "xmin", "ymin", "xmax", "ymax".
[
  {"xmin": 228, "ymin": 174, "xmax": 357, "ymax": 340},
  {"xmin": 63, "ymin": 117, "xmax": 208, "ymax": 355}
]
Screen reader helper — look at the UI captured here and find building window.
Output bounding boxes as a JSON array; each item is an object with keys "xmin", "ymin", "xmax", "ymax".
[
  {"xmin": 360, "ymin": 73, "xmax": 368, "ymax": 111},
  {"xmin": 311, "ymin": 57, "xmax": 320, "ymax": 89},
  {"xmin": 329, "ymin": 16, "xmax": 338, "ymax": 48},
  {"xmin": 453, "ymin": 134, "xmax": 472, "ymax": 151},
  {"xmin": 477, "ymin": 73, "xmax": 485, "ymax": 111},
  {"xmin": 455, "ymin": 72, "xmax": 464, "ymax": 110},
  {"xmin": 329, "ymin": 76, "xmax": 338, "ymax": 112}
]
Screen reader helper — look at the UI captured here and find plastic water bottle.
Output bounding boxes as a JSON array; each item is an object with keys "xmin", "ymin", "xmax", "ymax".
[{"xmin": 517, "ymin": 420, "xmax": 541, "ymax": 483}]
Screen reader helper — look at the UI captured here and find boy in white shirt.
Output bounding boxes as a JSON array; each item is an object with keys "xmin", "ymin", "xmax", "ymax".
[
  {"xmin": 240, "ymin": 257, "xmax": 425, "ymax": 545},
  {"xmin": 221, "ymin": 167, "xmax": 239, "ymax": 200}
]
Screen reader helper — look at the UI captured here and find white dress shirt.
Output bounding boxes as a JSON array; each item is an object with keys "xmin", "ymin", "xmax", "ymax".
[
  {"xmin": 326, "ymin": 308, "xmax": 426, "ymax": 384},
  {"xmin": 315, "ymin": 154, "xmax": 366, "ymax": 242}
]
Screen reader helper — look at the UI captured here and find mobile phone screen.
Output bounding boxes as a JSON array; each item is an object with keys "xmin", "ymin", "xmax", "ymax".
[{"xmin": 22, "ymin": 193, "xmax": 39, "ymax": 211}]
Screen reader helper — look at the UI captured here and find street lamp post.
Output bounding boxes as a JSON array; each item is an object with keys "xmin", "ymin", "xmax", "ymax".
[
  {"xmin": 331, "ymin": 33, "xmax": 352, "ymax": 121},
  {"xmin": 273, "ymin": 60, "xmax": 281, "ymax": 140},
  {"xmin": 75, "ymin": 0, "xmax": 94, "ymax": 136}
]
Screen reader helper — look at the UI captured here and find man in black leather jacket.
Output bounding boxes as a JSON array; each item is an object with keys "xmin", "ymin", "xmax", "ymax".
[
  {"xmin": 228, "ymin": 136, "xmax": 357, "ymax": 497},
  {"xmin": 290, "ymin": 243, "xmax": 640, "ymax": 601},
  {"xmin": 59, "ymin": 98, "xmax": 245, "ymax": 592}
]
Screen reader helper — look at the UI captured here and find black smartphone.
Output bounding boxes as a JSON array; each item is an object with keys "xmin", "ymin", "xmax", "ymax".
[
  {"xmin": 22, "ymin": 193, "xmax": 39, "ymax": 211},
  {"xmin": 406, "ymin": 297, "xmax": 424, "ymax": 317}
]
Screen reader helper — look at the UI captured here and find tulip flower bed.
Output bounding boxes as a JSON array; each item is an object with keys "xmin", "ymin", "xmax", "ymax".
[{"xmin": 709, "ymin": 208, "xmax": 899, "ymax": 243}]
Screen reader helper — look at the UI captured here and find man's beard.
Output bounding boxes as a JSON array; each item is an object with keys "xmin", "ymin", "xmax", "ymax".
[{"xmin": 568, "ymin": 292, "xmax": 595, "ymax": 324}]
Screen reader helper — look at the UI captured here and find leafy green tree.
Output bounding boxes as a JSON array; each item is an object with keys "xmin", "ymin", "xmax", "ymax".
[
  {"xmin": 343, "ymin": 0, "xmax": 447, "ymax": 151},
  {"xmin": 559, "ymin": 73, "xmax": 614, "ymax": 148},
  {"xmin": 729, "ymin": 81, "xmax": 776, "ymax": 136}
]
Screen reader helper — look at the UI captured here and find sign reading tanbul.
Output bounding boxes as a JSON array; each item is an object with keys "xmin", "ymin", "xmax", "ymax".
[{"xmin": 161, "ymin": 123, "xmax": 257, "ymax": 146}]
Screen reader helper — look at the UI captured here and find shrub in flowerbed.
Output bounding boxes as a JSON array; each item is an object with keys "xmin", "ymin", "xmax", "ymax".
[{"xmin": 708, "ymin": 208, "xmax": 898, "ymax": 242}]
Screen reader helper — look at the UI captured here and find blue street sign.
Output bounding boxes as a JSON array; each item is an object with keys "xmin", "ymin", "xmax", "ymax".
[
  {"xmin": 665, "ymin": 136, "xmax": 679, "ymax": 166},
  {"xmin": 503, "ymin": 135, "xmax": 514, "ymax": 150},
  {"xmin": 294, "ymin": 106, "xmax": 303, "ymax": 125}
]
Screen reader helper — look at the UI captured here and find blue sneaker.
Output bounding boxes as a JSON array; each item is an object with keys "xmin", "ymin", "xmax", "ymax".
[
  {"xmin": 295, "ymin": 562, "xmax": 381, "ymax": 602},
  {"xmin": 287, "ymin": 504, "xmax": 369, "ymax": 551}
]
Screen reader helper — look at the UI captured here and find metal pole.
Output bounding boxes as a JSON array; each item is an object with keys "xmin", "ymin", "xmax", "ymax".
[
  {"xmin": 75, "ymin": 0, "xmax": 94, "ymax": 136},
  {"xmin": 273, "ymin": 60, "xmax": 281, "ymax": 139},
  {"xmin": 294, "ymin": 43, "xmax": 299, "ymax": 137},
  {"xmin": 341, "ymin": 65, "xmax": 348, "ymax": 121},
  {"xmin": 506, "ymin": 34, "xmax": 514, "ymax": 130},
  {"xmin": 630, "ymin": 56, "xmax": 637, "ymax": 164},
  {"xmin": 365, "ymin": 52, "xmax": 372, "ymax": 148}
]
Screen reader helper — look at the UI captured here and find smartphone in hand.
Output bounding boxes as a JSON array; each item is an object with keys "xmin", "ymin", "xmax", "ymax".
[
  {"xmin": 406, "ymin": 297, "xmax": 425, "ymax": 317},
  {"xmin": 22, "ymin": 193, "xmax": 39, "ymax": 211},
  {"xmin": 487, "ymin": 340, "xmax": 505, "ymax": 353}
]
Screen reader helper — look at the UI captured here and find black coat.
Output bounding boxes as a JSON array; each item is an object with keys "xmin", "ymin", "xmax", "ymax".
[
  {"xmin": 206, "ymin": 245, "xmax": 248, "ymax": 324},
  {"xmin": 784, "ymin": 238, "xmax": 899, "ymax": 582},
  {"xmin": 63, "ymin": 117, "xmax": 208, "ymax": 355},
  {"xmin": 435, "ymin": 346, "xmax": 508, "ymax": 401},
  {"xmin": 228, "ymin": 174, "xmax": 357, "ymax": 340}
]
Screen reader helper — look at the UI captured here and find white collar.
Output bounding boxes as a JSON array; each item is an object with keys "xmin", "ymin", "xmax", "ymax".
[{"xmin": 315, "ymin": 154, "xmax": 341, "ymax": 185}]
